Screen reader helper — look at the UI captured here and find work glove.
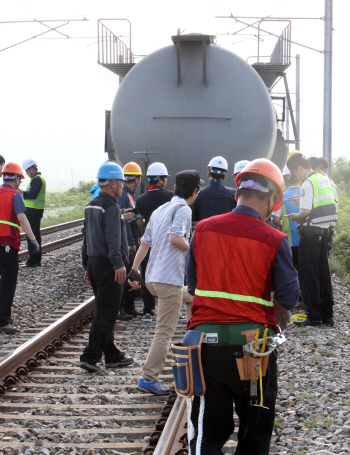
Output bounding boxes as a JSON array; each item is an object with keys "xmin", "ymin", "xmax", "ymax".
[{"xmin": 30, "ymin": 239, "xmax": 40, "ymax": 254}]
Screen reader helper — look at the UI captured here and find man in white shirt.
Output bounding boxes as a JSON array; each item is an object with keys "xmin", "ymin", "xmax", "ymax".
[{"xmin": 130, "ymin": 170, "xmax": 200, "ymax": 395}]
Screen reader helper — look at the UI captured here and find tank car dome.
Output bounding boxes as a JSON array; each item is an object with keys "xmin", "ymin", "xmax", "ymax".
[{"xmin": 111, "ymin": 34, "xmax": 277, "ymax": 189}]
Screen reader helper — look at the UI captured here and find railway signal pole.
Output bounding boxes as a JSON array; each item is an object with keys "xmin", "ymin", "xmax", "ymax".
[{"xmin": 323, "ymin": 0, "xmax": 333, "ymax": 175}]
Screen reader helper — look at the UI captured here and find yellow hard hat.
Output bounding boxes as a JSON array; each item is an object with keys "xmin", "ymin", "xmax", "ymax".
[{"xmin": 286, "ymin": 150, "xmax": 300, "ymax": 161}]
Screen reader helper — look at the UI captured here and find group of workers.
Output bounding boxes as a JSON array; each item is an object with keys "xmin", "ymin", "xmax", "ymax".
[
  {"xmin": 0, "ymin": 148, "xmax": 338, "ymax": 455},
  {"xmin": 0, "ymin": 156, "xmax": 46, "ymax": 334}
]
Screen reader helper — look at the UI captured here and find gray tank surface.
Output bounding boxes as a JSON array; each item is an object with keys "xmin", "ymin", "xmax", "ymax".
[{"xmin": 111, "ymin": 34, "xmax": 277, "ymax": 189}]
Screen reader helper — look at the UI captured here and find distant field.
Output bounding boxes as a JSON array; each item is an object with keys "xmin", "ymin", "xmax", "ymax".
[{"xmin": 41, "ymin": 181, "xmax": 94, "ymax": 227}]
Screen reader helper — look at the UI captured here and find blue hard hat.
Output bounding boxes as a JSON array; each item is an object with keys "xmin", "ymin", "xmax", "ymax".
[{"xmin": 97, "ymin": 161, "xmax": 124, "ymax": 180}]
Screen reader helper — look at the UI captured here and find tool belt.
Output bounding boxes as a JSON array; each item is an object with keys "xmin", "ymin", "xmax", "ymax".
[
  {"xmin": 194, "ymin": 322, "xmax": 276, "ymax": 346},
  {"xmin": 195, "ymin": 323, "xmax": 276, "ymax": 381},
  {"xmin": 171, "ymin": 330, "xmax": 206, "ymax": 398}
]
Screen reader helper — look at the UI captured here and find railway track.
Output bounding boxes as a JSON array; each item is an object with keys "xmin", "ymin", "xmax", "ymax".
[
  {"xmin": 0, "ymin": 297, "xmax": 188, "ymax": 454},
  {"xmin": 19, "ymin": 219, "xmax": 84, "ymax": 262}
]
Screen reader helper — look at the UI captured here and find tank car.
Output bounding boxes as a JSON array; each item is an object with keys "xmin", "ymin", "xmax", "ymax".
[{"xmin": 111, "ymin": 34, "xmax": 283, "ymax": 189}]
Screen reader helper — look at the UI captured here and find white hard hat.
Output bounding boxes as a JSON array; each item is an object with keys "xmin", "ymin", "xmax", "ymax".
[
  {"xmin": 207, "ymin": 156, "xmax": 228, "ymax": 172},
  {"xmin": 282, "ymin": 165, "xmax": 291, "ymax": 176},
  {"xmin": 232, "ymin": 160, "xmax": 250, "ymax": 176},
  {"xmin": 147, "ymin": 162, "xmax": 169, "ymax": 177},
  {"xmin": 22, "ymin": 159, "xmax": 37, "ymax": 171}
]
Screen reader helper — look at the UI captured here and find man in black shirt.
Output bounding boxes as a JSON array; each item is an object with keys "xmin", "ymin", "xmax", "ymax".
[
  {"xmin": 136, "ymin": 162, "xmax": 173, "ymax": 317},
  {"xmin": 191, "ymin": 156, "xmax": 236, "ymax": 221}
]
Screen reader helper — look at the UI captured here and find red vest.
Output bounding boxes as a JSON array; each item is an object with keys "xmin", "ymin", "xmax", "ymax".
[
  {"xmin": 0, "ymin": 186, "xmax": 22, "ymax": 250},
  {"xmin": 188, "ymin": 212, "xmax": 287, "ymax": 331}
]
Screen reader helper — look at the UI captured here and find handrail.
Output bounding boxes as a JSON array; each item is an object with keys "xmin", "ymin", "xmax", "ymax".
[
  {"xmin": 257, "ymin": 20, "xmax": 291, "ymax": 65},
  {"xmin": 97, "ymin": 19, "xmax": 134, "ymax": 65}
]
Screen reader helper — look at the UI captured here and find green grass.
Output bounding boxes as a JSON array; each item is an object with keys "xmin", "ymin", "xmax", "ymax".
[
  {"xmin": 299, "ymin": 392, "xmax": 315, "ymax": 399},
  {"xmin": 273, "ymin": 419, "xmax": 281, "ymax": 429},
  {"xmin": 319, "ymin": 349, "xmax": 334, "ymax": 357},
  {"xmin": 322, "ymin": 418, "xmax": 333, "ymax": 429},
  {"xmin": 41, "ymin": 180, "xmax": 94, "ymax": 227},
  {"xmin": 304, "ymin": 417, "xmax": 317, "ymax": 428}
]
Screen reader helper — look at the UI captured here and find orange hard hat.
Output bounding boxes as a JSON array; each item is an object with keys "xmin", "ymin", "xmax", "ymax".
[
  {"xmin": 1, "ymin": 162, "xmax": 25, "ymax": 179},
  {"xmin": 235, "ymin": 158, "xmax": 284, "ymax": 211},
  {"xmin": 123, "ymin": 162, "xmax": 143, "ymax": 176}
]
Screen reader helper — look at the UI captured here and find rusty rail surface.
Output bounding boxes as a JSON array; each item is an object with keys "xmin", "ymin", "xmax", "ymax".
[
  {"xmin": 0, "ymin": 297, "xmax": 95, "ymax": 392},
  {"xmin": 18, "ymin": 232, "xmax": 84, "ymax": 261},
  {"xmin": 20, "ymin": 218, "xmax": 84, "ymax": 241}
]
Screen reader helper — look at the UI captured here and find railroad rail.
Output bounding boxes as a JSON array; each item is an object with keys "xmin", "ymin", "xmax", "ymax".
[
  {"xmin": 0, "ymin": 297, "xmax": 188, "ymax": 453},
  {"xmin": 19, "ymin": 219, "xmax": 84, "ymax": 261},
  {"xmin": 20, "ymin": 218, "xmax": 84, "ymax": 241}
]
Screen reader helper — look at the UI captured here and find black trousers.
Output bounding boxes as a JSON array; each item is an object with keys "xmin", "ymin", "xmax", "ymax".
[
  {"xmin": 190, "ymin": 345, "xmax": 277, "ymax": 455},
  {"xmin": 0, "ymin": 246, "xmax": 19, "ymax": 327},
  {"xmin": 122, "ymin": 248, "xmax": 137, "ymax": 312},
  {"xmin": 25, "ymin": 208, "xmax": 44, "ymax": 265},
  {"xmin": 80, "ymin": 258, "xmax": 124, "ymax": 364},
  {"xmin": 141, "ymin": 249, "xmax": 155, "ymax": 314},
  {"xmin": 298, "ymin": 233, "xmax": 333, "ymax": 322}
]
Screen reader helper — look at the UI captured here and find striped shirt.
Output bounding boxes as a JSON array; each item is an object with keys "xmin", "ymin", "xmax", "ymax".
[{"xmin": 142, "ymin": 196, "xmax": 192, "ymax": 286}]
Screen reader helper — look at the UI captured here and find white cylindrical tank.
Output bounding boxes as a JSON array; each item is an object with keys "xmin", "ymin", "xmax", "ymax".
[{"xmin": 111, "ymin": 34, "xmax": 277, "ymax": 188}]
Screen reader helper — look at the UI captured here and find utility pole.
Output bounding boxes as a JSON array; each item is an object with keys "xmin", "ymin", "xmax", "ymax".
[
  {"xmin": 296, "ymin": 54, "xmax": 301, "ymax": 148},
  {"xmin": 286, "ymin": 98, "xmax": 290, "ymax": 151},
  {"xmin": 323, "ymin": 0, "xmax": 333, "ymax": 175}
]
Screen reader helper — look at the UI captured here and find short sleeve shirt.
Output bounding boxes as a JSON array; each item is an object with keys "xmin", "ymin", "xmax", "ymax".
[
  {"xmin": 300, "ymin": 173, "xmax": 332, "ymax": 228},
  {"xmin": 142, "ymin": 196, "xmax": 192, "ymax": 286},
  {"xmin": 2, "ymin": 184, "xmax": 26, "ymax": 214}
]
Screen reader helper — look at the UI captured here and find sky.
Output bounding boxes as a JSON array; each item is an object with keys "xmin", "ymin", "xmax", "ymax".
[{"xmin": 0, "ymin": 0, "xmax": 349, "ymax": 188}]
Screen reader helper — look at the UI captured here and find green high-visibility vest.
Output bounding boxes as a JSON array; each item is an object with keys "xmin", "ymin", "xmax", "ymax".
[
  {"xmin": 24, "ymin": 174, "xmax": 46, "ymax": 210},
  {"xmin": 305, "ymin": 172, "xmax": 337, "ymax": 225}
]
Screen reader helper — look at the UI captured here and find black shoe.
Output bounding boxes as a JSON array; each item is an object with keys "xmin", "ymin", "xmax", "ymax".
[
  {"xmin": 323, "ymin": 317, "xmax": 335, "ymax": 326},
  {"xmin": 118, "ymin": 310, "xmax": 133, "ymax": 321},
  {"xmin": 294, "ymin": 318, "xmax": 322, "ymax": 327},
  {"xmin": 0, "ymin": 324, "xmax": 18, "ymax": 334},
  {"xmin": 105, "ymin": 355, "xmax": 134, "ymax": 368},
  {"xmin": 123, "ymin": 308, "xmax": 142, "ymax": 317},
  {"xmin": 22, "ymin": 262, "xmax": 41, "ymax": 268},
  {"xmin": 79, "ymin": 361, "xmax": 101, "ymax": 372}
]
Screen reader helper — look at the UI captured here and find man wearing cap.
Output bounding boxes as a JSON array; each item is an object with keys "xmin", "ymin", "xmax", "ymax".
[
  {"xmin": 80, "ymin": 161, "xmax": 133, "ymax": 372},
  {"xmin": 135, "ymin": 162, "xmax": 173, "ymax": 319},
  {"xmin": 129, "ymin": 170, "xmax": 201, "ymax": 395},
  {"xmin": 191, "ymin": 156, "xmax": 236, "ymax": 221},
  {"xmin": 232, "ymin": 159, "xmax": 250, "ymax": 184},
  {"xmin": 118, "ymin": 161, "xmax": 143, "ymax": 317},
  {"xmin": 185, "ymin": 159, "xmax": 299, "ymax": 455},
  {"xmin": 19, "ymin": 159, "xmax": 46, "ymax": 267},
  {"xmin": 286, "ymin": 153, "xmax": 337, "ymax": 327},
  {"xmin": 0, "ymin": 162, "xmax": 39, "ymax": 334}
]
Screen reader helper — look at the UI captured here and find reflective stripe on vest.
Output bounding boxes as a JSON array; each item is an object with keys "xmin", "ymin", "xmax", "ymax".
[
  {"xmin": 194, "ymin": 289, "xmax": 274, "ymax": 307},
  {"xmin": 0, "ymin": 220, "xmax": 20, "ymax": 229},
  {"xmin": 307, "ymin": 173, "xmax": 334, "ymax": 208},
  {"xmin": 24, "ymin": 174, "xmax": 46, "ymax": 209},
  {"xmin": 306, "ymin": 173, "xmax": 337, "ymax": 224}
]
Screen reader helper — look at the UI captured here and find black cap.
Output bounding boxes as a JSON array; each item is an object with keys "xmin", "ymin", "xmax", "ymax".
[
  {"xmin": 286, "ymin": 152, "xmax": 305, "ymax": 172},
  {"xmin": 175, "ymin": 170, "xmax": 201, "ymax": 187},
  {"xmin": 308, "ymin": 156, "xmax": 323, "ymax": 171}
]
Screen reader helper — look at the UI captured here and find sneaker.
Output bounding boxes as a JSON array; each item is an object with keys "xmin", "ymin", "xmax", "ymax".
[
  {"xmin": 0, "ymin": 324, "xmax": 18, "ymax": 334},
  {"xmin": 79, "ymin": 361, "xmax": 101, "ymax": 373},
  {"xmin": 22, "ymin": 262, "xmax": 41, "ymax": 268},
  {"xmin": 105, "ymin": 355, "xmax": 134, "ymax": 368},
  {"xmin": 136, "ymin": 377, "xmax": 170, "ymax": 395},
  {"xmin": 114, "ymin": 321, "xmax": 127, "ymax": 331},
  {"xmin": 117, "ymin": 310, "xmax": 132, "ymax": 321},
  {"xmin": 142, "ymin": 313, "xmax": 152, "ymax": 323},
  {"xmin": 178, "ymin": 313, "xmax": 186, "ymax": 321}
]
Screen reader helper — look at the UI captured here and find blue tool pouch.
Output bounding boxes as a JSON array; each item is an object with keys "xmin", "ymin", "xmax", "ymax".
[{"xmin": 171, "ymin": 330, "xmax": 206, "ymax": 398}]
